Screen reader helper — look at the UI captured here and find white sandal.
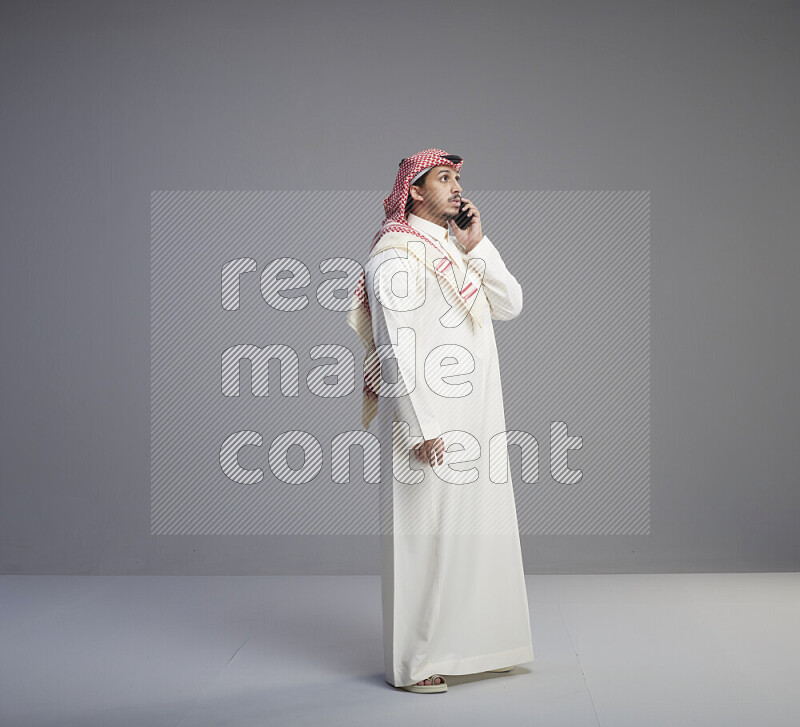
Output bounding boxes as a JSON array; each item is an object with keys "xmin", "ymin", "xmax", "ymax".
[
  {"xmin": 399, "ymin": 674, "xmax": 447, "ymax": 693},
  {"xmin": 488, "ymin": 665, "xmax": 515, "ymax": 672}
]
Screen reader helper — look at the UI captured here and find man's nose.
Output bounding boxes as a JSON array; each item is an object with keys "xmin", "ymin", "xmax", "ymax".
[{"xmin": 452, "ymin": 180, "xmax": 462, "ymax": 193}]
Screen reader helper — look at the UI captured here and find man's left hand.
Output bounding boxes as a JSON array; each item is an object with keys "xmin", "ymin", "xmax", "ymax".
[{"xmin": 449, "ymin": 197, "xmax": 483, "ymax": 253}]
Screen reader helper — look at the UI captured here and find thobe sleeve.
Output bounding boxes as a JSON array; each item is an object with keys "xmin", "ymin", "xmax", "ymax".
[
  {"xmin": 462, "ymin": 235, "xmax": 524, "ymax": 320},
  {"xmin": 365, "ymin": 248, "xmax": 443, "ymax": 442}
]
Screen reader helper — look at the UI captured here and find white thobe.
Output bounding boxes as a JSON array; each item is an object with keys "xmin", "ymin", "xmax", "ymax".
[{"xmin": 364, "ymin": 213, "xmax": 535, "ymax": 687}]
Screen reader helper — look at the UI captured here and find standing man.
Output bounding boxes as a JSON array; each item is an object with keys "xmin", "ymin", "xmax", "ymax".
[{"xmin": 347, "ymin": 148, "xmax": 534, "ymax": 693}]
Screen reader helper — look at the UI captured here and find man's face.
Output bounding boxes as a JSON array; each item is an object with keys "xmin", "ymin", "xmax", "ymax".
[{"xmin": 410, "ymin": 165, "xmax": 463, "ymax": 224}]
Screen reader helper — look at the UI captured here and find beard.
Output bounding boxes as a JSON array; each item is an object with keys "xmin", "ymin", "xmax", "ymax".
[{"xmin": 442, "ymin": 201, "xmax": 460, "ymax": 220}]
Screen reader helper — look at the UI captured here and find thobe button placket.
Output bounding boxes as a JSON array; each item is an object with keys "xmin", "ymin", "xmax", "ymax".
[{"xmin": 406, "ymin": 213, "xmax": 463, "ymax": 271}]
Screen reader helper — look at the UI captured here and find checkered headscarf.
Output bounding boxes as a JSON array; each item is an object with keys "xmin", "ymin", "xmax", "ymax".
[
  {"xmin": 379, "ymin": 148, "xmax": 464, "ymax": 231},
  {"xmin": 347, "ymin": 148, "xmax": 485, "ymax": 431}
]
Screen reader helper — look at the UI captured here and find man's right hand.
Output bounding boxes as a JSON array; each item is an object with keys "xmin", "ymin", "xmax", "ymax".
[{"xmin": 413, "ymin": 437, "xmax": 445, "ymax": 466}]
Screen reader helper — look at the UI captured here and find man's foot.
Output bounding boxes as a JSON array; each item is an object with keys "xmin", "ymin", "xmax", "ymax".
[
  {"xmin": 399, "ymin": 674, "xmax": 448, "ymax": 693},
  {"xmin": 413, "ymin": 676, "xmax": 445, "ymax": 686}
]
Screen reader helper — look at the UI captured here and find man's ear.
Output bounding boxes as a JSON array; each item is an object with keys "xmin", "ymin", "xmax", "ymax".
[{"xmin": 409, "ymin": 185, "xmax": 424, "ymax": 203}]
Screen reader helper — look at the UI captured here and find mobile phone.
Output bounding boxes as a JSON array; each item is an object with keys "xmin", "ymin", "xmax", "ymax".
[{"xmin": 453, "ymin": 201, "xmax": 473, "ymax": 229}]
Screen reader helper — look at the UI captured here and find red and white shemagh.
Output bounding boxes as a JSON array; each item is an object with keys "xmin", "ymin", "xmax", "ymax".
[{"xmin": 346, "ymin": 148, "xmax": 487, "ymax": 431}]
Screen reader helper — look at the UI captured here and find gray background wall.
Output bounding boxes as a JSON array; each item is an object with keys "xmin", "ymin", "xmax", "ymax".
[{"xmin": 1, "ymin": 0, "xmax": 798, "ymax": 574}]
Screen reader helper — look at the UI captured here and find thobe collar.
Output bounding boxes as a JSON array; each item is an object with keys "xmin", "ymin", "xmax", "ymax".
[{"xmin": 406, "ymin": 212, "xmax": 462, "ymax": 266}]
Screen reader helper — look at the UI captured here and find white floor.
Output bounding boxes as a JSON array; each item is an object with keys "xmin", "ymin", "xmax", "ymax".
[{"xmin": 0, "ymin": 573, "xmax": 798, "ymax": 726}]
